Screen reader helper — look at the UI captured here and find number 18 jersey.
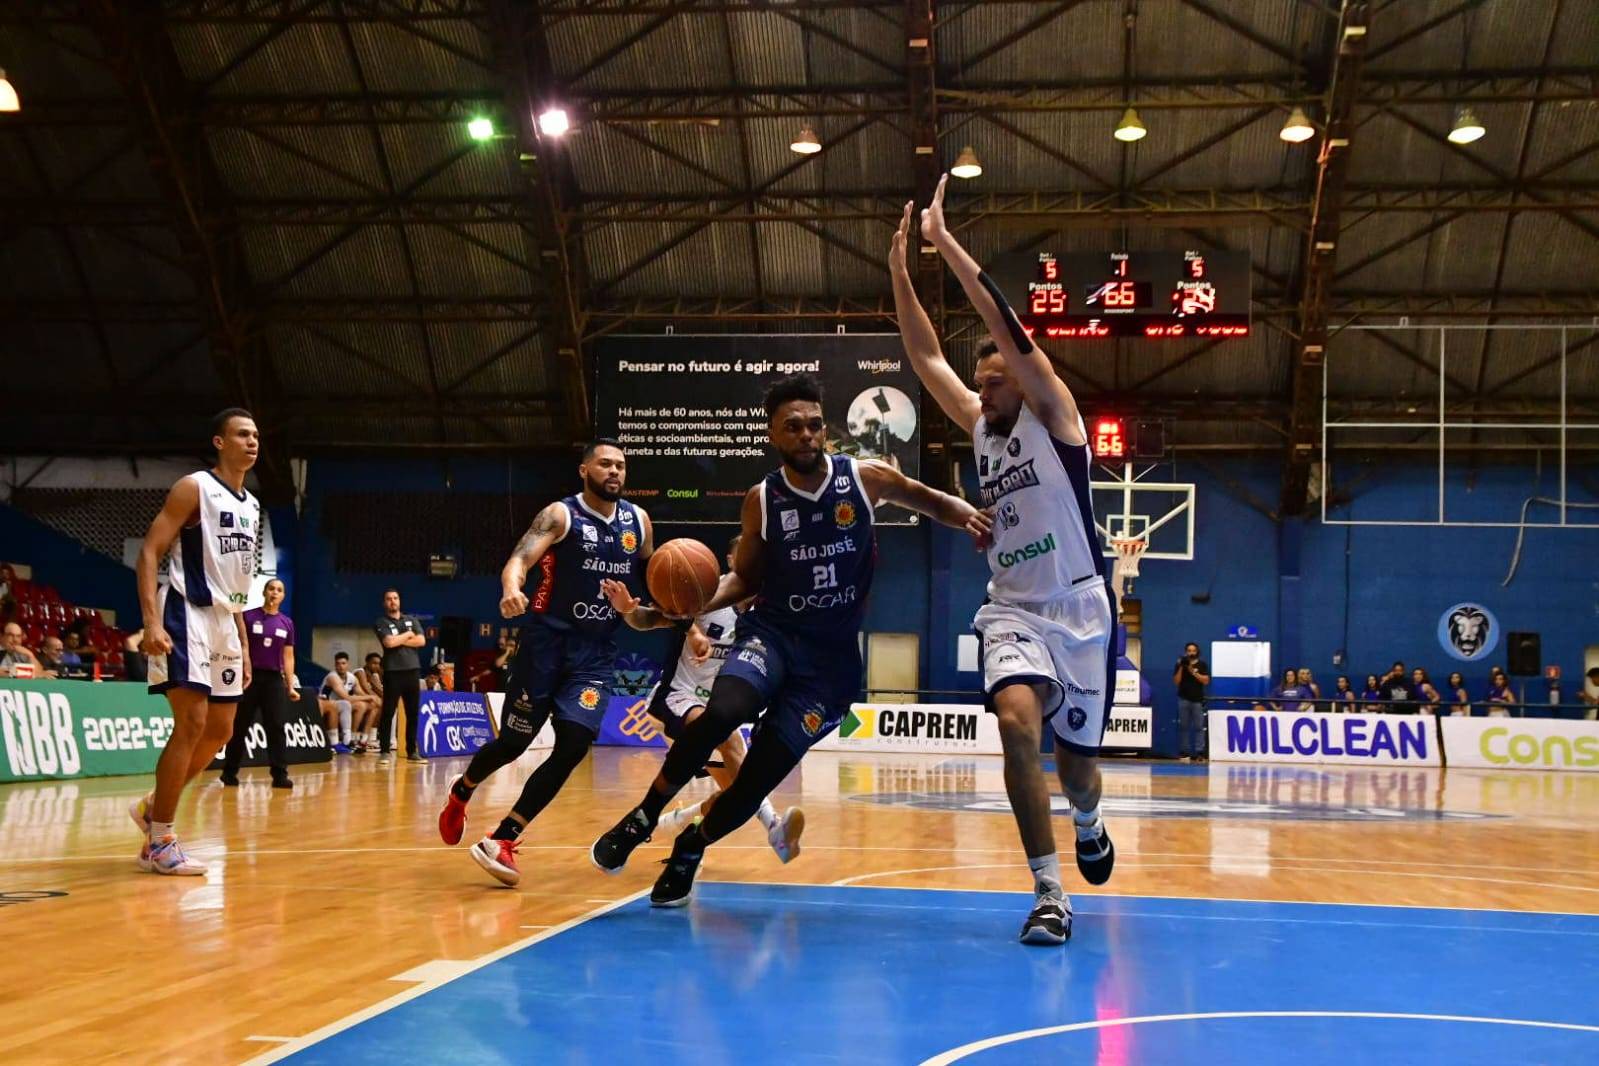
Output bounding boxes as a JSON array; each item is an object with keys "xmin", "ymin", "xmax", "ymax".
[{"xmin": 753, "ymin": 454, "xmax": 875, "ymax": 636}]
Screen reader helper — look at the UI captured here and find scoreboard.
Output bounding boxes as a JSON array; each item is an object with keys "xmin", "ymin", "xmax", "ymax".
[{"xmin": 999, "ymin": 250, "xmax": 1251, "ymax": 339}]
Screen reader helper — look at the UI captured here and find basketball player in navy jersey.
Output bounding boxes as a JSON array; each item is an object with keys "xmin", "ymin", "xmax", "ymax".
[
  {"xmin": 128, "ymin": 408, "xmax": 262, "ymax": 876},
  {"xmin": 892, "ymin": 177, "xmax": 1117, "ymax": 944},
  {"xmin": 590, "ymin": 374, "xmax": 990, "ymax": 906},
  {"xmin": 437, "ymin": 439, "xmax": 686, "ymax": 887}
]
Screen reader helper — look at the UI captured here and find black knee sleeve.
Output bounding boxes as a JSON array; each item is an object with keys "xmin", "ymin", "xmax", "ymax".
[
  {"xmin": 658, "ymin": 675, "xmax": 762, "ymax": 789},
  {"xmin": 466, "ymin": 697, "xmax": 553, "ymax": 782}
]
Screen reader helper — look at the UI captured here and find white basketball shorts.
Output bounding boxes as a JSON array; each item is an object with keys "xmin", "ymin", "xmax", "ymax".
[
  {"xmin": 974, "ymin": 577, "xmax": 1115, "ymax": 755},
  {"xmin": 148, "ymin": 584, "xmax": 246, "ymax": 702}
]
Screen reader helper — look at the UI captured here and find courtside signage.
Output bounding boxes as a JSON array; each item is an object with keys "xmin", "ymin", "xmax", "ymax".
[
  {"xmin": 1441, "ymin": 716, "xmax": 1599, "ymax": 773},
  {"xmin": 1103, "ymin": 706, "xmax": 1152, "ymax": 750},
  {"xmin": 811, "ymin": 704, "xmax": 1003, "ymax": 755},
  {"xmin": 1208, "ymin": 710, "xmax": 1441, "ymax": 766},
  {"xmin": 0, "ymin": 680, "xmax": 172, "ymax": 781},
  {"xmin": 417, "ymin": 691, "xmax": 496, "ymax": 759}
]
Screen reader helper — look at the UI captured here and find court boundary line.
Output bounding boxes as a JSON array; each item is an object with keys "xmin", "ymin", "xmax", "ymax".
[
  {"xmin": 916, "ymin": 1010, "xmax": 1599, "ymax": 1065},
  {"xmin": 239, "ymin": 888, "xmax": 648, "ymax": 1065},
  {"xmin": 710, "ymin": 879, "xmax": 1599, "ymax": 920}
]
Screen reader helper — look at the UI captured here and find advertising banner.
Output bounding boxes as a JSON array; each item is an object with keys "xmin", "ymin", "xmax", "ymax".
[
  {"xmin": 594, "ymin": 335, "xmax": 921, "ymax": 523},
  {"xmin": 811, "ymin": 703, "xmax": 1003, "ymax": 755},
  {"xmin": 1208, "ymin": 709, "xmax": 1442, "ymax": 766},
  {"xmin": 416, "ymin": 691, "xmax": 497, "ymax": 759},
  {"xmin": 1, "ymin": 680, "xmax": 172, "ymax": 782},
  {"xmin": 206, "ymin": 696, "xmax": 333, "ymax": 769},
  {"xmin": 596, "ymin": 695, "xmax": 668, "ymax": 748},
  {"xmin": 1441, "ymin": 716, "xmax": 1599, "ymax": 773},
  {"xmin": 1103, "ymin": 706, "xmax": 1153, "ymax": 750}
]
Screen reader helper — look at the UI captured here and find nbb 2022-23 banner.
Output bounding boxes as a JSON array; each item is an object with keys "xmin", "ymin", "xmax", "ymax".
[{"xmin": 595, "ymin": 335, "xmax": 921, "ymax": 524}]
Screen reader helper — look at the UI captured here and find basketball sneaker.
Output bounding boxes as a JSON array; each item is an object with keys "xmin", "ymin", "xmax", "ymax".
[
  {"xmin": 378, "ymin": 752, "xmax": 392, "ymax": 766},
  {"xmin": 590, "ymin": 808, "xmax": 653, "ymax": 875},
  {"xmin": 1019, "ymin": 888, "xmax": 1072, "ymax": 945},
  {"xmin": 469, "ymin": 836, "xmax": 520, "ymax": 887},
  {"xmin": 351, "ymin": 740, "xmax": 368, "ymax": 756},
  {"xmin": 654, "ymin": 805, "xmax": 699, "ymax": 838},
  {"xmin": 331, "ymin": 743, "xmax": 352, "ymax": 755},
  {"xmin": 767, "ymin": 806, "xmax": 805, "ymax": 864},
  {"xmin": 127, "ymin": 793, "xmax": 152, "ymax": 836},
  {"xmin": 650, "ymin": 851, "xmax": 702, "ymax": 908},
  {"xmin": 438, "ymin": 783, "xmax": 469, "ymax": 846},
  {"xmin": 146, "ymin": 835, "xmax": 207, "ymax": 876},
  {"xmin": 1074, "ymin": 816, "xmax": 1115, "ymax": 886}
]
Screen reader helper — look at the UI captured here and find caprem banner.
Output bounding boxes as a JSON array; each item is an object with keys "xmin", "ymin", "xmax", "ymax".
[{"xmin": 1208, "ymin": 709, "xmax": 1442, "ymax": 767}]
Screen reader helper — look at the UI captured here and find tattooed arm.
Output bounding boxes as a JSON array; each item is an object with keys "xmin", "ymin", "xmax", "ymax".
[{"xmin": 499, "ymin": 501, "xmax": 571, "ymax": 619}]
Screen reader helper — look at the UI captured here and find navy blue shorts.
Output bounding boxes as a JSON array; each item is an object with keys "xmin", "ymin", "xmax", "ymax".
[
  {"xmin": 717, "ymin": 612, "xmax": 862, "ymax": 757},
  {"xmin": 503, "ymin": 624, "xmax": 616, "ymax": 736}
]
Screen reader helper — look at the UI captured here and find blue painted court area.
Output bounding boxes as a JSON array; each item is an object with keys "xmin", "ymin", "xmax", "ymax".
[{"xmin": 279, "ymin": 885, "xmax": 1599, "ymax": 1066}]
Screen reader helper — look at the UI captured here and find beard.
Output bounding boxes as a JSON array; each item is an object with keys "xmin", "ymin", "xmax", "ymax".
[
  {"xmin": 778, "ymin": 444, "xmax": 824, "ymax": 475},
  {"xmin": 587, "ymin": 473, "xmax": 622, "ymax": 501}
]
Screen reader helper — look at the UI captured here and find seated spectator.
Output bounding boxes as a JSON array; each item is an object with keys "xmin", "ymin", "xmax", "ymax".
[
  {"xmin": 0, "ymin": 623, "xmax": 48, "ymax": 678},
  {"xmin": 49, "ymin": 634, "xmax": 82, "ymax": 667},
  {"xmin": 1331, "ymin": 675, "xmax": 1356, "ymax": 711},
  {"xmin": 1295, "ymin": 667, "xmax": 1321, "ymax": 712},
  {"xmin": 1380, "ymin": 667, "xmax": 1416, "ymax": 713},
  {"xmin": 320, "ymin": 652, "xmax": 379, "ymax": 754},
  {"xmin": 1358, "ymin": 674, "xmax": 1383, "ymax": 713},
  {"xmin": 62, "ymin": 630, "xmax": 94, "ymax": 665},
  {"xmin": 122, "ymin": 628, "xmax": 148, "ymax": 683},
  {"xmin": 1578, "ymin": 667, "xmax": 1599, "ymax": 716},
  {"xmin": 1411, "ymin": 667, "xmax": 1442, "ymax": 712},
  {"xmin": 1270, "ymin": 669, "xmax": 1308, "ymax": 712},
  {"xmin": 358, "ymin": 652, "xmax": 384, "ymax": 701},
  {"xmin": 1445, "ymin": 671, "xmax": 1471, "ymax": 716},
  {"xmin": 36, "ymin": 635, "xmax": 88, "ymax": 679},
  {"xmin": 1485, "ymin": 668, "xmax": 1515, "ymax": 716},
  {"xmin": 423, "ymin": 665, "xmax": 446, "ymax": 691}
]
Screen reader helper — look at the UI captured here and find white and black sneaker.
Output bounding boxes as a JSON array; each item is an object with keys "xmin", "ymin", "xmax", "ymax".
[
  {"xmin": 1074, "ymin": 817, "xmax": 1115, "ymax": 886},
  {"xmin": 591, "ymin": 808, "xmax": 653, "ymax": 875},
  {"xmin": 1020, "ymin": 889, "xmax": 1072, "ymax": 945}
]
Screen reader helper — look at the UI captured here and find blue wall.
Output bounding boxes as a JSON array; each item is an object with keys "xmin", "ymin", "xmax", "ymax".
[{"xmin": 0, "ymin": 503, "xmax": 140, "ymax": 622}]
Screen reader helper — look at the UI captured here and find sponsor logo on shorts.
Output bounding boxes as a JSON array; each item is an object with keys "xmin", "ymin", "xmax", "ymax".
[
  {"xmin": 1067, "ymin": 706, "xmax": 1088, "ymax": 731},
  {"xmin": 995, "ymin": 653, "xmax": 1022, "ymax": 665},
  {"xmin": 833, "ymin": 500, "xmax": 857, "ymax": 529},
  {"xmin": 221, "ymin": 668, "xmax": 236, "ymax": 685},
  {"xmin": 995, "ymin": 532, "xmax": 1056, "ymax": 569},
  {"xmin": 619, "ymin": 530, "xmax": 639, "ymax": 554},
  {"xmin": 801, "ymin": 709, "xmax": 824, "ymax": 736},
  {"xmin": 506, "ymin": 709, "xmax": 535, "ymax": 734},
  {"xmin": 736, "ymin": 649, "xmax": 768, "ymax": 675},
  {"xmin": 1065, "ymin": 681, "xmax": 1100, "ymax": 697},
  {"xmin": 576, "ymin": 688, "xmax": 602, "ymax": 711}
]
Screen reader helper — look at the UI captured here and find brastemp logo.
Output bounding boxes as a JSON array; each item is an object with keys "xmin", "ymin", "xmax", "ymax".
[{"xmin": 996, "ymin": 532, "xmax": 1056, "ymax": 568}]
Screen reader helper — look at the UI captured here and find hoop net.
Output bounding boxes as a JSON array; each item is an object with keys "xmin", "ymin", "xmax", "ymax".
[{"xmin": 1110, "ymin": 536, "xmax": 1148, "ymax": 579}]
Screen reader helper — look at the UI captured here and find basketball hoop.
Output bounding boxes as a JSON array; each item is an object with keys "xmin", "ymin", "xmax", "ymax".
[{"xmin": 1110, "ymin": 536, "xmax": 1148, "ymax": 580}]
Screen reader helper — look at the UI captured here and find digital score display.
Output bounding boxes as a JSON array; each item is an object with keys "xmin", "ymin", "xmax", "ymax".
[
  {"xmin": 1005, "ymin": 250, "xmax": 1251, "ymax": 340},
  {"xmin": 1092, "ymin": 417, "xmax": 1126, "ymax": 459}
]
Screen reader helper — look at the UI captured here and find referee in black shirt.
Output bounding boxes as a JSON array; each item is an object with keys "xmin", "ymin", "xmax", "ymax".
[{"xmin": 375, "ymin": 587, "xmax": 426, "ymax": 764}]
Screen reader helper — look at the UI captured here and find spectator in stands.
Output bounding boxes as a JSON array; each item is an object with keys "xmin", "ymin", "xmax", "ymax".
[
  {"xmin": 1485, "ymin": 668, "xmax": 1515, "ymax": 716},
  {"xmin": 122, "ymin": 628, "xmax": 148, "ymax": 683},
  {"xmin": 1270, "ymin": 669, "xmax": 1307, "ymax": 712},
  {"xmin": 1172, "ymin": 641, "xmax": 1210, "ymax": 759},
  {"xmin": 1295, "ymin": 667, "xmax": 1320, "ymax": 712},
  {"xmin": 1359, "ymin": 674, "xmax": 1384, "ymax": 713},
  {"xmin": 1444, "ymin": 671, "xmax": 1471, "ymax": 716},
  {"xmin": 1578, "ymin": 667, "xmax": 1599, "ymax": 715},
  {"xmin": 38, "ymin": 635, "xmax": 71, "ymax": 672},
  {"xmin": 354, "ymin": 652, "xmax": 384, "ymax": 751},
  {"xmin": 0, "ymin": 623, "xmax": 48, "ymax": 678},
  {"xmin": 1411, "ymin": 667, "xmax": 1442, "ymax": 711},
  {"xmin": 423, "ymin": 665, "xmax": 446, "ymax": 692},
  {"xmin": 1332, "ymin": 675, "xmax": 1356, "ymax": 711},
  {"xmin": 61, "ymin": 631, "xmax": 89, "ymax": 665},
  {"xmin": 1380, "ymin": 665, "xmax": 1416, "ymax": 713}
]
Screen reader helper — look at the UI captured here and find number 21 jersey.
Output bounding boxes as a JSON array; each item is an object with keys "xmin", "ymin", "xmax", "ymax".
[{"xmin": 754, "ymin": 454, "xmax": 875, "ymax": 636}]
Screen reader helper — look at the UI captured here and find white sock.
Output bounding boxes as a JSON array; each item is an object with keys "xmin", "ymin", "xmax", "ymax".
[
  {"xmin": 1028, "ymin": 853, "xmax": 1062, "ymax": 895},
  {"xmin": 337, "ymin": 702, "xmax": 352, "ymax": 742},
  {"xmin": 149, "ymin": 820, "xmax": 175, "ymax": 843},
  {"xmin": 755, "ymin": 798, "xmax": 778, "ymax": 830},
  {"xmin": 1072, "ymin": 803, "xmax": 1103, "ymax": 840}
]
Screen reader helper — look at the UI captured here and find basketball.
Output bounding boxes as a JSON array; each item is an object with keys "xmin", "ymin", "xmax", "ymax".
[{"xmin": 647, "ymin": 538, "xmax": 721, "ymax": 618}]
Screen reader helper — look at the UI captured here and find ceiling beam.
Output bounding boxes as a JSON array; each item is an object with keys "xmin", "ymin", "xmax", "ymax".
[{"xmin": 1282, "ymin": 0, "xmax": 1369, "ymax": 517}]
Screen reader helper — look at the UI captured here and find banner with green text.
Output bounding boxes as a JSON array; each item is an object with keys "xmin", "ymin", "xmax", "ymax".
[{"xmin": 0, "ymin": 680, "xmax": 175, "ymax": 782}]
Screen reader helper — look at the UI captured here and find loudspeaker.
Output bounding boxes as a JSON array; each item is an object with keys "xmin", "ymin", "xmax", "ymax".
[
  {"xmin": 1506, "ymin": 631, "xmax": 1541, "ymax": 677},
  {"xmin": 437, "ymin": 615, "xmax": 473, "ymax": 665}
]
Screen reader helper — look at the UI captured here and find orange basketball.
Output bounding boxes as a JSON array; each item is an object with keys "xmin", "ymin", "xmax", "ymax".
[{"xmin": 647, "ymin": 538, "xmax": 722, "ymax": 618}]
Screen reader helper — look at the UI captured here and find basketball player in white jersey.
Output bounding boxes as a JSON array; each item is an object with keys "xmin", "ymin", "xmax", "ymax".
[
  {"xmin": 639, "ymin": 534, "xmax": 804, "ymax": 860},
  {"xmin": 128, "ymin": 408, "xmax": 263, "ymax": 875},
  {"xmin": 892, "ymin": 178, "xmax": 1115, "ymax": 944}
]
